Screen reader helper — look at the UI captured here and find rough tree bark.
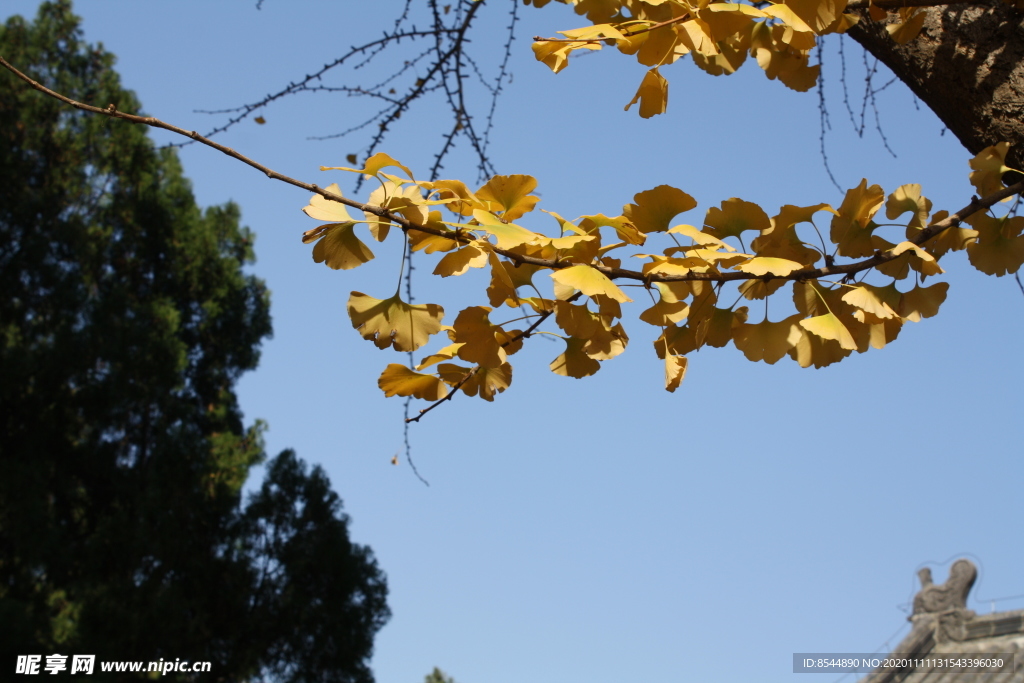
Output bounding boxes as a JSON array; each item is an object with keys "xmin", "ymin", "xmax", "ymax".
[{"xmin": 845, "ymin": 1, "xmax": 1024, "ymax": 168}]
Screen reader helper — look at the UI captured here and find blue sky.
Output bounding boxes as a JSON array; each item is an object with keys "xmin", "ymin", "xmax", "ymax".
[{"xmin": 5, "ymin": 2, "xmax": 1022, "ymax": 682}]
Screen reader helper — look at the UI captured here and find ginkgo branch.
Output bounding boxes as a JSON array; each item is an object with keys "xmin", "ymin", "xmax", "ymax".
[
  {"xmin": 532, "ymin": 14, "xmax": 690, "ymax": 44},
  {"xmin": 5, "ymin": 54, "xmax": 1019, "ymax": 294}
]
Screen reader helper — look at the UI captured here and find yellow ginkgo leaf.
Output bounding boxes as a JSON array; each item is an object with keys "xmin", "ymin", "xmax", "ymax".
[
  {"xmin": 668, "ymin": 224, "xmax": 735, "ymax": 251},
  {"xmin": 841, "ymin": 283, "xmax": 900, "ymax": 323},
  {"xmin": 476, "ymin": 174, "xmax": 540, "ymax": 221},
  {"xmin": 550, "ymin": 337, "xmax": 601, "ymax": 378},
  {"xmin": 899, "ymin": 282, "xmax": 949, "ymax": 322},
  {"xmin": 965, "ymin": 213, "xmax": 1024, "ymax": 276},
  {"xmin": 664, "ymin": 355, "xmax": 688, "ymax": 393},
  {"xmin": 799, "ymin": 312, "xmax": 857, "ymax": 350},
  {"xmin": 453, "ymin": 306, "xmax": 506, "ymax": 368},
  {"xmin": 550, "ymin": 265, "xmax": 633, "ymax": 303},
  {"xmin": 885, "ymin": 184, "xmax": 932, "ymax": 231},
  {"xmin": 347, "ymin": 292, "xmax": 444, "ymax": 352},
  {"xmin": 433, "ymin": 242, "xmax": 489, "ymax": 277},
  {"xmin": 737, "ymin": 278, "xmax": 787, "ymax": 300},
  {"xmin": 885, "ymin": 241, "xmax": 944, "ymax": 277},
  {"xmin": 583, "ymin": 321, "xmax": 628, "ymax": 360},
  {"xmin": 532, "ymin": 39, "xmax": 601, "ymax": 73},
  {"xmin": 969, "ymin": 142, "xmax": 1013, "ymax": 198},
  {"xmin": 788, "ymin": 330, "xmax": 853, "ymax": 368},
  {"xmin": 624, "ymin": 67, "xmax": 668, "ymax": 119},
  {"xmin": 427, "ymin": 179, "xmax": 486, "ymax": 216},
  {"xmin": 302, "ymin": 222, "xmax": 374, "ymax": 271},
  {"xmin": 704, "ymin": 198, "xmax": 771, "ymax": 240},
  {"xmin": 830, "ymin": 179, "xmax": 884, "ymax": 257},
  {"xmin": 302, "ymin": 183, "xmax": 355, "ymax": 222},
  {"xmin": 640, "ymin": 294, "xmax": 690, "ymax": 326},
  {"xmin": 472, "ymin": 209, "xmax": 540, "ymax": 250},
  {"xmin": 914, "ymin": 210, "xmax": 978, "ymax": 258},
  {"xmin": 416, "ymin": 343, "xmax": 464, "ymax": 370},
  {"xmin": 437, "ymin": 363, "xmax": 513, "ymax": 401},
  {"xmin": 321, "ymin": 152, "xmax": 414, "ymax": 180},
  {"xmin": 706, "ymin": 306, "xmax": 748, "ymax": 347},
  {"xmin": 754, "ymin": 47, "xmax": 820, "ymax": 92},
  {"xmin": 733, "ymin": 256, "xmax": 804, "ymax": 276},
  {"xmin": 378, "ymin": 364, "xmax": 449, "ymax": 400},
  {"xmin": 733, "ymin": 314, "xmax": 805, "ymax": 364},
  {"xmin": 624, "ymin": 185, "xmax": 698, "ymax": 234},
  {"xmin": 579, "ymin": 214, "xmax": 645, "ymax": 246}
]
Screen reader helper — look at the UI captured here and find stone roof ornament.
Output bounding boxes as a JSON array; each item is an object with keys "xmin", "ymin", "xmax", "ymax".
[{"xmin": 912, "ymin": 559, "xmax": 977, "ymax": 615}]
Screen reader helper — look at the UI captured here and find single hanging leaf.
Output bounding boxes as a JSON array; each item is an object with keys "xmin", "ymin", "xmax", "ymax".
[
  {"xmin": 830, "ymin": 179, "xmax": 885, "ymax": 257},
  {"xmin": 532, "ymin": 38, "xmax": 601, "ymax": 73},
  {"xmin": 624, "ymin": 67, "xmax": 668, "ymax": 119},
  {"xmin": 347, "ymin": 292, "xmax": 444, "ymax": 352},
  {"xmin": 841, "ymin": 283, "xmax": 900, "ymax": 323},
  {"xmin": 476, "ymin": 175, "xmax": 540, "ymax": 221},
  {"xmin": 302, "ymin": 183, "xmax": 355, "ymax": 222},
  {"xmin": 302, "ymin": 222, "xmax": 374, "ymax": 271},
  {"xmin": 664, "ymin": 355, "xmax": 688, "ymax": 393},
  {"xmin": 965, "ymin": 213, "xmax": 1024, "ymax": 276},
  {"xmin": 885, "ymin": 184, "xmax": 932, "ymax": 231},
  {"xmin": 453, "ymin": 306, "xmax": 507, "ymax": 368},
  {"xmin": 733, "ymin": 314, "xmax": 805, "ymax": 364},
  {"xmin": 704, "ymin": 198, "xmax": 771, "ymax": 240},
  {"xmin": 624, "ymin": 185, "xmax": 698, "ymax": 234},
  {"xmin": 899, "ymin": 282, "xmax": 949, "ymax": 322},
  {"xmin": 799, "ymin": 312, "xmax": 857, "ymax": 351},
  {"xmin": 968, "ymin": 142, "xmax": 1013, "ymax": 197},
  {"xmin": 378, "ymin": 364, "xmax": 449, "ymax": 400},
  {"xmin": 321, "ymin": 152, "xmax": 414, "ymax": 180},
  {"xmin": 551, "ymin": 265, "xmax": 633, "ymax": 303},
  {"xmin": 437, "ymin": 363, "xmax": 513, "ymax": 402},
  {"xmin": 433, "ymin": 241, "xmax": 490, "ymax": 277},
  {"xmin": 550, "ymin": 337, "xmax": 601, "ymax": 378}
]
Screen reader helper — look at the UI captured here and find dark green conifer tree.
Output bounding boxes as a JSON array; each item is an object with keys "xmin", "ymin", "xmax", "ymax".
[{"xmin": 0, "ymin": 3, "xmax": 389, "ymax": 680}]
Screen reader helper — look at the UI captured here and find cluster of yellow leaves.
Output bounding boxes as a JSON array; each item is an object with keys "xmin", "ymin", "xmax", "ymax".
[
  {"xmin": 300, "ymin": 145, "xmax": 1023, "ymax": 405},
  {"xmin": 527, "ymin": 0, "xmax": 928, "ymax": 117}
]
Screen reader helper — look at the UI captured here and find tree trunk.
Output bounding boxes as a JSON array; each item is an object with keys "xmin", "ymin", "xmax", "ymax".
[{"xmin": 845, "ymin": 2, "xmax": 1024, "ymax": 168}]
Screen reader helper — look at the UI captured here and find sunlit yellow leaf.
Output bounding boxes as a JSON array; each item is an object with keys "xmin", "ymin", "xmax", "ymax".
[
  {"xmin": 664, "ymin": 355, "xmax": 688, "ymax": 393},
  {"xmin": 640, "ymin": 283, "xmax": 690, "ymax": 326},
  {"xmin": 704, "ymin": 198, "xmax": 771, "ymax": 240},
  {"xmin": 364, "ymin": 180, "xmax": 427, "ymax": 241},
  {"xmin": 830, "ymin": 179, "xmax": 884, "ymax": 257},
  {"xmin": 416, "ymin": 342, "xmax": 464, "ymax": 370},
  {"xmin": 898, "ymin": 282, "xmax": 949, "ymax": 322},
  {"xmin": 885, "ymin": 240, "xmax": 944, "ymax": 277},
  {"xmin": 885, "ymin": 184, "xmax": 932, "ymax": 231},
  {"xmin": 550, "ymin": 337, "xmax": 601, "ymax": 378},
  {"xmin": 472, "ymin": 209, "xmax": 540, "ymax": 249},
  {"xmin": 624, "ymin": 185, "xmax": 698, "ymax": 234},
  {"xmin": 302, "ymin": 183, "xmax": 355, "ymax": 223},
  {"xmin": 841, "ymin": 283, "xmax": 900, "ymax": 323},
  {"xmin": 913, "ymin": 211, "xmax": 978, "ymax": 258},
  {"xmin": 347, "ymin": 292, "xmax": 444, "ymax": 352},
  {"xmin": 302, "ymin": 222, "xmax": 374, "ymax": 270},
  {"xmin": 476, "ymin": 175, "xmax": 540, "ymax": 220},
  {"xmin": 754, "ymin": 46, "xmax": 820, "ymax": 92},
  {"xmin": 322, "ymin": 152, "xmax": 414, "ymax": 180},
  {"xmin": 667, "ymin": 224, "xmax": 736, "ymax": 251},
  {"xmin": 532, "ymin": 39, "xmax": 601, "ymax": 73},
  {"xmin": 624, "ymin": 67, "xmax": 668, "ymax": 119},
  {"xmin": 550, "ymin": 265, "xmax": 633, "ymax": 303},
  {"xmin": 637, "ymin": 22, "xmax": 681, "ymax": 66},
  {"xmin": 734, "ymin": 256, "xmax": 804, "ymax": 276},
  {"xmin": 969, "ymin": 142, "xmax": 1013, "ymax": 197},
  {"xmin": 433, "ymin": 241, "xmax": 490, "ymax": 277},
  {"xmin": 752, "ymin": 203, "xmax": 832, "ymax": 266},
  {"xmin": 437, "ymin": 363, "xmax": 512, "ymax": 401},
  {"xmin": 579, "ymin": 214, "xmax": 645, "ymax": 246},
  {"xmin": 799, "ymin": 312, "xmax": 857, "ymax": 350},
  {"xmin": 427, "ymin": 179, "xmax": 486, "ymax": 216},
  {"xmin": 378, "ymin": 364, "xmax": 448, "ymax": 400},
  {"xmin": 965, "ymin": 212, "xmax": 1024, "ymax": 276},
  {"xmin": 733, "ymin": 314, "xmax": 805, "ymax": 363}
]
